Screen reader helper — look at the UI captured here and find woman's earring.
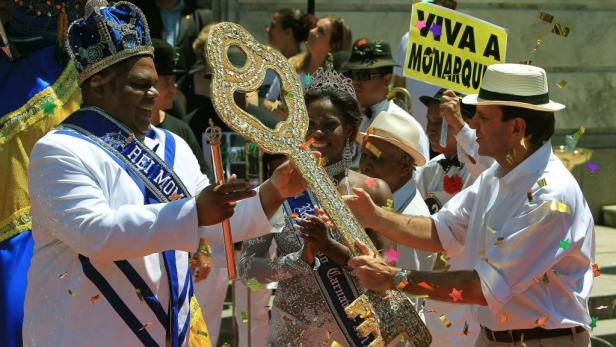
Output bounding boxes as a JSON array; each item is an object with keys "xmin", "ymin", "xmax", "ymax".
[
  {"xmin": 343, "ymin": 137, "xmax": 353, "ymax": 167},
  {"xmin": 520, "ymin": 138, "xmax": 528, "ymax": 150},
  {"xmin": 325, "ymin": 52, "xmax": 334, "ymax": 71}
]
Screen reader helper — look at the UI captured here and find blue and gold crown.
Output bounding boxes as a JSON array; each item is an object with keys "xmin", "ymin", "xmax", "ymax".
[{"xmin": 65, "ymin": 0, "xmax": 153, "ymax": 85}]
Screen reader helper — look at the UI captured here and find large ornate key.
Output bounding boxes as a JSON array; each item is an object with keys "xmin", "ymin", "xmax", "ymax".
[{"xmin": 206, "ymin": 22, "xmax": 431, "ymax": 347}]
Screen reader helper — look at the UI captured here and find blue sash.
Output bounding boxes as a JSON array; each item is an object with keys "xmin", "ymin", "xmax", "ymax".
[
  {"xmin": 283, "ymin": 191, "xmax": 374, "ymax": 346},
  {"xmin": 59, "ymin": 107, "xmax": 193, "ymax": 346}
]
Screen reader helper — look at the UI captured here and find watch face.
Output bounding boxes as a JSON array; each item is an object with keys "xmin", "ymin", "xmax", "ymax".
[{"xmin": 425, "ymin": 194, "xmax": 442, "ymax": 214}]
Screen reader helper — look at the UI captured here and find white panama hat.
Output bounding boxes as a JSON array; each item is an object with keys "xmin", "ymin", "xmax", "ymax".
[
  {"xmin": 462, "ymin": 63, "xmax": 565, "ymax": 112},
  {"xmin": 356, "ymin": 111, "xmax": 426, "ymax": 166}
]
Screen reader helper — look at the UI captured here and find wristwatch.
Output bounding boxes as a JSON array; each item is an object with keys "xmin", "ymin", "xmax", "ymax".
[{"xmin": 393, "ymin": 269, "xmax": 411, "ymax": 291}]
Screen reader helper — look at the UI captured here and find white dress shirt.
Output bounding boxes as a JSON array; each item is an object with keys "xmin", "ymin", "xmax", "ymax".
[
  {"xmin": 454, "ymin": 123, "xmax": 495, "ymax": 180},
  {"xmin": 24, "ymin": 124, "xmax": 275, "ymax": 346},
  {"xmin": 359, "ymin": 99, "xmax": 430, "ymax": 162},
  {"xmin": 432, "ymin": 141, "xmax": 595, "ymax": 330}
]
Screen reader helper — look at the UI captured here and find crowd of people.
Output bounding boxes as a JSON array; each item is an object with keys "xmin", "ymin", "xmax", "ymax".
[{"xmin": 0, "ymin": 0, "xmax": 596, "ymax": 347}]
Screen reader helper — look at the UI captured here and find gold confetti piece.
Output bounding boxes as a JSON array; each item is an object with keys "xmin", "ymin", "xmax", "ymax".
[
  {"xmin": 68, "ymin": 289, "xmax": 76, "ymax": 297},
  {"xmin": 246, "ymin": 278, "xmax": 263, "ymax": 292},
  {"xmin": 240, "ymin": 310, "xmax": 248, "ymax": 324},
  {"xmin": 460, "ymin": 321, "xmax": 470, "ymax": 336},
  {"xmin": 551, "ymin": 23, "xmax": 570, "ymax": 37},
  {"xmin": 270, "ymin": 100, "xmax": 281, "ymax": 112},
  {"xmin": 549, "ymin": 200, "xmax": 570, "ymax": 214},
  {"xmin": 316, "ymin": 156, "xmax": 328, "ymax": 167},
  {"xmin": 326, "ymin": 331, "xmax": 332, "ymax": 340},
  {"xmin": 494, "ymin": 237, "xmax": 505, "ymax": 245},
  {"xmin": 58, "ymin": 271, "xmax": 69, "ymax": 279},
  {"xmin": 138, "ymin": 322, "xmax": 153, "ymax": 331},
  {"xmin": 556, "ymin": 80, "xmax": 567, "ymax": 88},
  {"xmin": 537, "ymin": 11, "xmax": 554, "ymax": 23},
  {"xmin": 364, "ymin": 141, "xmax": 382, "ymax": 158},
  {"xmin": 500, "ymin": 312, "xmax": 508, "ymax": 323},
  {"xmin": 535, "ymin": 315, "xmax": 549, "ymax": 326},
  {"xmin": 440, "ymin": 314, "xmax": 452, "ymax": 328},
  {"xmin": 135, "ymin": 288, "xmax": 145, "ymax": 303},
  {"xmin": 519, "ymin": 60, "xmax": 533, "ymax": 65},
  {"xmin": 411, "ymin": 294, "xmax": 430, "ymax": 299},
  {"xmin": 89, "ymin": 294, "xmax": 100, "ymax": 304},
  {"xmin": 330, "ymin": 342, "xmax": 343, "ymax": 347}
]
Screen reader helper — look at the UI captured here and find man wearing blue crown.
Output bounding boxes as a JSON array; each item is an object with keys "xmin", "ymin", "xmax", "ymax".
[{"xmin": 23, "ymin": 1, "xmax": 305, "ymax": 346}]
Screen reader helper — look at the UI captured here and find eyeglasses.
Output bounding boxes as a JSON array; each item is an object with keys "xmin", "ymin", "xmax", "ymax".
[{"xmin": 345, "ymin": 70, "xmax": 387, "ymax": 82}]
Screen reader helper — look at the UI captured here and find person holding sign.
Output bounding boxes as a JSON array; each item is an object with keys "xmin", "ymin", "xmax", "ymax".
[
  {"xmin": 343, "ymin": 38, "xmax": 430, "ymax": 161},
  {"xmin": 346, "ymin": 64, "xmax": 594, "ymax": 347},
  {"xmin": 23, "ymin": 2, "xmax": 305, "ymax": 345}
]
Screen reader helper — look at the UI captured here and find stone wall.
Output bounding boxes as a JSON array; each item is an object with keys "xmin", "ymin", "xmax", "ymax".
[{"xmin": 214, "ymin": 0, "xmax": 616, "ymax": 222}]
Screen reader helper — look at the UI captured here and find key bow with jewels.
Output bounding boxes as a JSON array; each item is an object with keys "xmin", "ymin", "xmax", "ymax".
[{"xmin": 205, "ymin": 22, "xmax": 431, "ymax": 347}]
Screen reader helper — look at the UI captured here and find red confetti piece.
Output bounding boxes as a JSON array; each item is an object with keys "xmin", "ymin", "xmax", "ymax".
[
  {"xmin": 499, "ymin": 312, "xmax": 508, "ymax": 323},
  {"xmin": 138, "ymin": 322, "xmax": 153, "ymax": 331},
  {"xmin": 417, "ymin": 281, "xmax": 434, "ymax": 290},
  {"xmin": 449, "ymin": 288, "xmax": 463, "ymax": 302},
  {"xmin": 299, "ymin": 138, "xmax": 315, "ymax": 150},
  {"xmin": 527, "ymin": 189, "xmax": 533, "ymax": 203},
  {"xmin": 535, "ymin": 316, "xmax": 549, "ymax": 326},
  {"xmin": 364, "ymin": 177, "xmax": 377, "ymax": 189},
  {"xmin": 89, "ymin": 294, "xmax": 100, "ymax": 304},
  {"xmin": 593, "ymin": 263, "xmax": 601, "ymax": 277},
  {"xmin": 169, "ymin": 193, "xmax": 183, "ymax": 201},
  {"xmin": 384, "ymin": 247, "xmax": 399, "ymax": 263},
  {"xmin": 289, "ymin": 213, "xmax": 298, "ymax": 219}
]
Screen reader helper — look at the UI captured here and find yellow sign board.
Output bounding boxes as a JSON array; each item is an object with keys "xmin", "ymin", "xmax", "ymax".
[{"xmin": 403, "ymin": 3, "xmax": 507, "ymax": 94}]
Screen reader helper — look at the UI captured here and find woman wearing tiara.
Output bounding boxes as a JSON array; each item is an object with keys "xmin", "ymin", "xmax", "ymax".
[
  {"xmin": 264, "ymin": 15, "xmax": 352, "ymax": 118},
  {"xmin": 239, "ymin": 69, "xmax": 393, "ymax": 346}
]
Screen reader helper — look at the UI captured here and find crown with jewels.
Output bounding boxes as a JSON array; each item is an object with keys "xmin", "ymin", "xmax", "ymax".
[
  {"xmin": 306, "ymin": 67, "xmax": 357, "ymax": 101},
  {"xmin": 65, "ymin": 0, "xmax": 153, "ymax": 85}
]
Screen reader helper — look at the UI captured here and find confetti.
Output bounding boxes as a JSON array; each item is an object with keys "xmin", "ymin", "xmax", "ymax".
[
  {"xmin": 299, "ymin": 137, "xmax": 315, "ymax": 150},
  {"xmin": 535, "ymin": 316, "xmax": 549, "ymax": 326},
  {"xmin": 330, "ymin": 342, "xmax": 343, "ymax": 347},
  {"xmin": 486, "ymin": 224, "xmax": 496, "ymax": 234},
  {"xmin": 417, "ymin": 281, "xmax": 434, "ymax": 290},
  {"xmin": 42, "ymin": 100, "xmax": 57, "ymax": 115},
  {"xmin": 89, "ymin": 294, "xmax": 100, "ymax": 304},
  {"xmin": 537, "ymin": 11, "xmax": 554, "ymax": 23},
  {"xmin": 197, "ymin": 330, "xmax": 208, "ymax": 336},
  {"xmin": 439, "ymin": 314, "xmax": 452, "ymax": 328},
  {"xmin": 499, "ymin": 312, "xmax": 509, "ymax": 323},
  {"xmin": 585, "ymin": 163, "xmax": 599, "ymax": 175},
  {"xmin": 270, "ymin": 100, "xmax": 281, "ymax": 112},
  {"xmin": 460, "ymin": 321, "xmax": 470, "ymax": 336},
  {"xmin": 559, "ymin": 239, "xmax": 571, "ymax": 249},
  {"xmin": 68, "ymin": 289, "xmax": 76, "ymax": 297},
  {"xmin": 58, "ymin": 271, "xmax": 69, "ymax": 279},
  {"xmin": 592, "ymin": 263, "xmax": 601, "ymax": 277},
  {"xmin": 364, "ymin": 141, "xmax": 382, "ymax": 158},
  {"xmin": 415, "ymin": 20, "xmax": 426, "ymax": 31},
  {"xmin": 449, "ymin": 288, "xmax": 463, "ymax": 302},
  {"xmin": 316, "ymin": 156, "xmax": 328, "ymax": 167},
  {"xmin": 537, "ymin": 178, "xmax": 547, "ymax": 188},
  {"xmin": 364, "ymin": 177, "xmax": 377, "ymax": 189},
  {"xmin": 430, "ymin": 23, "xmax": 442, "ymax": 38},
  {"xmin": 240, "ymin": 310, "xmax": 248, "ymax": 323},
  {"xmin": 596, "ymin": 305, "xmax": 608, "ymax": 311},
  {"xmin": 135, "ymin": 288, "xmax": 145, "ymax": 302},
  {"xmin": 549, "ymin": 200, "xmax": 570, "ymax": 214},
  {"xmin": 246, "ymin": 278, "xmax": 262, "ymax": 292},
  {"xmin": 289, "ymin": 213, "xmax": 298, "ymax": 219},
  {"xmin": 556, "ymin": 80, "xmax": 567, "ymax": 88},
  {"xmin": 382, "ymin": 293, "xmax": 394, "ymax": 300},
  {"xmin": 305, "ymin": 73, "xmax": 312, "ymax": 87},
  {"xmin": 564, "ymin": 127, "xmax": 585, "ymax": 151},
  {"xmin": 541, "ymin": 273, "xmax": 550, "ymax": 285},
  {"xmin": 551, "ymin": 23, "xmax": 570, "ymax": 37},
  {"xmin": 527, "ymin": 189, "xmax": 533, "ymax": 203},
  {"xmin": 169, "ymin": 193, "xmax": 183, "ymax": 201},
  {"xmin": 590, "ymin": 316, "xmax": 598, "ymax": 330},
  {"xmin": 139, "ymin": 322, "xmax": 153, "ymax": 331},
  {"xmin": 384, "ymin": 247, "xmax": 400, "ymax": 263},
  {"xmin": 326, "ymin": 331, "xmax": 332, "ymax": 340},
  {"xmin": 519, "ymin": 60, "xmax": 533, "ymax": 65},
  {"xmin": 494, "ymin": 237, "xmax": 505, "ymax": 245}
]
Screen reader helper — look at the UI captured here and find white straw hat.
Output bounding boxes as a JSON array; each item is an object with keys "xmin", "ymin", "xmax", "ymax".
[
  {"xmin": 356, "ymin": 111, "xmax": 426, "ymax": 166},
  {"xmin": 462, "ymin": 63, "xmax": 565, "ymax": 112}
]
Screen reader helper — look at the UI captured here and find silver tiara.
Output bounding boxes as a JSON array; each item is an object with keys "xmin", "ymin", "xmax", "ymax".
[{"xmin": 306, "ymin": 67, "xmax": 357, "ymax": 101}]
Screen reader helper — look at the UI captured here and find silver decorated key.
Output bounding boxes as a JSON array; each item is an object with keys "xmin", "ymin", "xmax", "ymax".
[{"xmin": 205, "ymin": 22, "xmax": 432, "ymax": 347}]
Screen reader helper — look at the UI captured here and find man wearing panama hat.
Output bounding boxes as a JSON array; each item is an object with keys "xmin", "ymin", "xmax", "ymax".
[
  {"xmin": 346, "ymin": 63, "xmax": 594, "ymax": 346},
  {"xmin": 343, "ymin": 38, "xmax": 430, "ymax": 161}
]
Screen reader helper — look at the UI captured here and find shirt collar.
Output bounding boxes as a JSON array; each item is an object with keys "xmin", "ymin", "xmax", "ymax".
[
  {"xmin": 496, "ymin": 140, "xmax": 552, "ymax": 192},
  {"xmin": 393, "ymin": 177, "xmax": 417, "ymax": 211},
  {"xmin": 370, "ymin": 99, "xmax": 389, "ymax": 117}
]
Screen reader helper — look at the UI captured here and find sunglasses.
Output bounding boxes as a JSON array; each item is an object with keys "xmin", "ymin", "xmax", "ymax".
[{"xmin": 345, "ymin": 70, "xmax": 387, "ymax": 82}]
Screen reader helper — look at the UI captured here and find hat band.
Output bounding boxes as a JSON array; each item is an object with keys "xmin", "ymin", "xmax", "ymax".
[{"xmin": 478, "ymin": 88, "xmax": 550, "ymax": 105}]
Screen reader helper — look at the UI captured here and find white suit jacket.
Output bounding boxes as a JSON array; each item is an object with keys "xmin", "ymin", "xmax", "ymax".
[{"xmin": 24, "ymin": 124, "xmax": 274, "ymax": 346}]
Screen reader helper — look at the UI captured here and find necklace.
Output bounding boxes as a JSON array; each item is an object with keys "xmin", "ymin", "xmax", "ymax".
[{"xmin": 324, "ymin": 158, "xmax": 352, "ymax": 194}]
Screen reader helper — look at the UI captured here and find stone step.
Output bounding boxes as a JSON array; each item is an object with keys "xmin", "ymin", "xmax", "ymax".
[
  {"xmin": 603, "ymin": 206, "xmax": 616, "ymax": 228},
  {"xmin": 592, "ymin": 318, "xmax": 616, "ymax": 346}
]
